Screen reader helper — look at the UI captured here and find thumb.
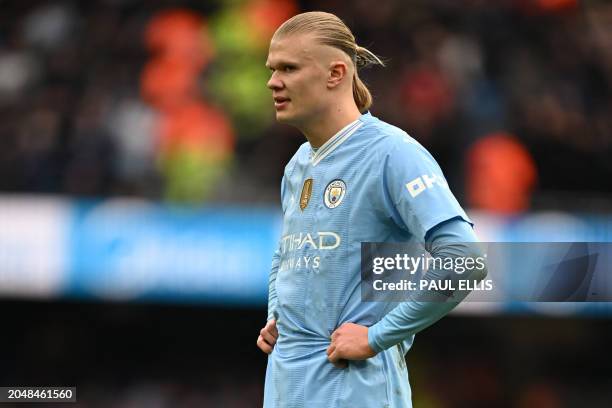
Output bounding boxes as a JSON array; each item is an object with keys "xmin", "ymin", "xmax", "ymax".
[{"xmin": 268, "ymin": 319, "xmax": 278, "ymax": 337}]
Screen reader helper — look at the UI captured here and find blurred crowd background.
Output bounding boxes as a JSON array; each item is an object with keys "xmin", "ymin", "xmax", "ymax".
[
  {"xmin": 1, "ymin": 0, "xmax": 611, "ymax": 407},
  {"xmin": 1, "ymin": 0, "xmax": 610, "ymax": 210}
]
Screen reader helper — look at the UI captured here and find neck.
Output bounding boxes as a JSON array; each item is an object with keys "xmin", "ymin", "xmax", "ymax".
[{"xmin": 299, "ymin": 102, "xmax": 362, "ymax": 148}]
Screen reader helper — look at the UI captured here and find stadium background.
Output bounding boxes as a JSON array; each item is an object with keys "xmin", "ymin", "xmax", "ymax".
[{"xmin": 0, "ymin": 0, "xmax": 611, "ymax": 406}]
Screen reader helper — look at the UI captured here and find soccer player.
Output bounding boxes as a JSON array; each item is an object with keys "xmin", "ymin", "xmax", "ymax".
[{"xmin": 256, "ymin": 11, "xmax": 487, "ymax": 408}]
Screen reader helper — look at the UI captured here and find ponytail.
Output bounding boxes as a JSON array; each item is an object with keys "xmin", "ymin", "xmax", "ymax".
[{"xmin": 352, "ymin": 45, "xmax": 385, "ymax": 113}]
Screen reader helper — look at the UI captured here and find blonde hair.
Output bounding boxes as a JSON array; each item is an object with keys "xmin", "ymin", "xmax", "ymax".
[{"xmin": 273, "ymin": 11, "xmax": 385, "ymax": 113}]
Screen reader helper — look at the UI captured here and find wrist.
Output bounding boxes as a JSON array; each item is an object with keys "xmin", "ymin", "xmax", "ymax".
[{"xmin": 367, "ymin": 324, "xmax": 384, "ymax": 354}]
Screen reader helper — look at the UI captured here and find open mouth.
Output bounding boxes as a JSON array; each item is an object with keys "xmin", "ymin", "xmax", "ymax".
[{"xmin": 274, "ymin": 97, "xmax": 290, "ymax": 109}]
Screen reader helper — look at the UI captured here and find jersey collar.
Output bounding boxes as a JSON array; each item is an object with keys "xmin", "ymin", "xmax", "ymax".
[{"xmin": 311, "ymin": 116, "xmax": 364, "ymax": 166}]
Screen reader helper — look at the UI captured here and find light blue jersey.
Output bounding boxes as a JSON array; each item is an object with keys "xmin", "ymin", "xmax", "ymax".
[{"xmin": 264, "ymin": 112, "xmax": 471, "ymax": 408}]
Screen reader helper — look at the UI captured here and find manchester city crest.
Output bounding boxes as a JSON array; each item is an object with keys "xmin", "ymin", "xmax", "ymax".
[{"xmin": 324, "ymin": 179, "xmax": 346, "ymax": 209}]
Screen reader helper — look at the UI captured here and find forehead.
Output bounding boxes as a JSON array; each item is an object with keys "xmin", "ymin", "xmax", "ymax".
[{"xmin": 266, "ymin": 33, "xmax": 320, "ymax": 67}]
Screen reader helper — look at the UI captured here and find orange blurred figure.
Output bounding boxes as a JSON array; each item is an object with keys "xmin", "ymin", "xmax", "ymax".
[
  {"xmin": 145, "ymin": 9, "xmax": 214, "ymax": 69},
  {"xmin": 157, "ymin": 101, "xmax": 235, "ymax": 160},
  {"xmin": 466, "ymin": 133, "xmax": 537, "ymax": 214},
  {"xmin": 243, "ymin": 0, "xmax": 299, "ymax": 45},
  {"xmin": 140, "ymin": 56, "xmax": 200, "ymax": 109}
]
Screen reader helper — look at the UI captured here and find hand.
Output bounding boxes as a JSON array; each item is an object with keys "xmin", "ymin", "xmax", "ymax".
[
  {"xmin": 327, "ymin": 323, "xmax": 376, "ymax": 368},
  {"xmin": 257, "ymin": 319, "xmax": 278, "ymax": 354}
]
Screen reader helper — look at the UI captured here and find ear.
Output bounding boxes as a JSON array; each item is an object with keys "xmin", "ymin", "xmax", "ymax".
[{"xmin": 327, "ymin": 61, "xmax": 348, "ymax": 89}]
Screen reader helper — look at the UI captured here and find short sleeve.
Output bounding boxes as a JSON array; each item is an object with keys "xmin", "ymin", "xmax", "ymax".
[{"xmin": 381, "ymin": 136, "xmax": 472, "ymax": 241}]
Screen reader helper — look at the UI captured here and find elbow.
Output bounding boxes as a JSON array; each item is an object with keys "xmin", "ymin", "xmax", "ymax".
[
  {"xmin": 472, "ymin": 263, "xmax": 488, "ymax": 283},
  {"xmin": 467, "ymin": 245, "xmax": 488, "ymax": 282}
]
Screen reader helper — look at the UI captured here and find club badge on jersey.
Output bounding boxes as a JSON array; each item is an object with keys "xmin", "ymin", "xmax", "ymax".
[{"xmin": 324, "ymin": 179, "xmax": 346, "ymax": 209}]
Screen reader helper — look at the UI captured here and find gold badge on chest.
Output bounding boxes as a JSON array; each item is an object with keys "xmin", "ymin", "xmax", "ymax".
[{"xmin": 300, "ymin": 178, "xmax": 313, "ymax": 211}]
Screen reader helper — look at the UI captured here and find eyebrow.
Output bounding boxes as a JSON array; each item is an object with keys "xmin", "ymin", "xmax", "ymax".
[{"xmin": 265, "ymin": 59, "xmax": 300, "ymax": 70}]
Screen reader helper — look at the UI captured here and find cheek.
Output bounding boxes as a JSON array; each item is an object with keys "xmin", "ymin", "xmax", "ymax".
[{"xmin": 299, "ymin": 77, "xmax": 326, "ymax": 103}]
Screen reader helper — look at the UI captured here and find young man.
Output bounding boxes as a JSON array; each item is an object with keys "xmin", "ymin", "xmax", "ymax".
[{"xmin": 257, "ymin": 11, "xmax": 487, "ymax": 408}]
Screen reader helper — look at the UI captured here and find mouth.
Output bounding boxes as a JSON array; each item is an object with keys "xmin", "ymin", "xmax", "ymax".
[{"xmin": 273, "ymin": 96, "xmax": 290, "ymax": 110}]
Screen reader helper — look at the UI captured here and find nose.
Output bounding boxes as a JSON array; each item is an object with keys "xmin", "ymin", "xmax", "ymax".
[{"xmin": 267, "ymin": 72, "xmax": 283, "ymax": 91}]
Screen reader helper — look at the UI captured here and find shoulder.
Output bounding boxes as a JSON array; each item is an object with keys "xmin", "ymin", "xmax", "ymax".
[
  {"xmin": 283, "ymin": 142, "xmax": 311, "ymax": 178},
  {"xmin": 359, "ymin": 113, "xmax": 434, "ymax": 163}
]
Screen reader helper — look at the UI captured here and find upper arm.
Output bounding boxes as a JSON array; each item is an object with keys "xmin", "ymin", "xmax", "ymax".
[{"xmin": 381, "ymin": 137, "xmax": 472, "ymax": 241}]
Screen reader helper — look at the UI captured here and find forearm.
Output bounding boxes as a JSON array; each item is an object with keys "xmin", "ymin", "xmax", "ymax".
[{"xmin": 368, "ymin": 219, "xmax": 487, "ymax": 352}]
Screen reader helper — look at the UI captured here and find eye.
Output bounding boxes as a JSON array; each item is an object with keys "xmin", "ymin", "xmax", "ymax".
[{"xmin": 283, "ymin": 65, "xmax": 296, "ymax": 73}]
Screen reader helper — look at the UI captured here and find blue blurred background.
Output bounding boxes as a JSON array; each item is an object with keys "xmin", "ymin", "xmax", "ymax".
[{"xmin": 0, "ymin": 0, "xmax": 611, "ymax": 407}]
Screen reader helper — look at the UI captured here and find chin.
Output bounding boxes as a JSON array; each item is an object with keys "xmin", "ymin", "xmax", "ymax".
[{"xmin": 275, "ymin": 110, "xmax": 296, "ymax": 124}]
